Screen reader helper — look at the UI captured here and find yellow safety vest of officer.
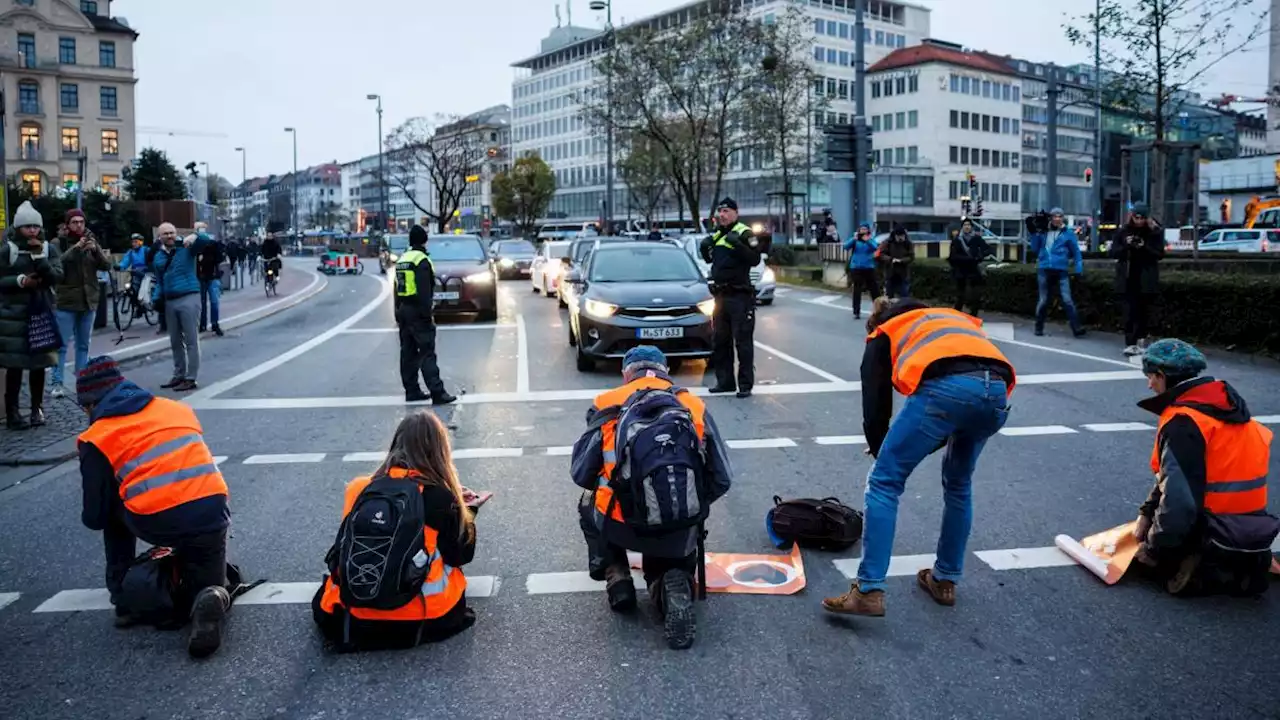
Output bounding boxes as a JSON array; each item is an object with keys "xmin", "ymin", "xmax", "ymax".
[
  {"xmin": 699, "ymin": 197, "xmax": 761, "ymax": 398},
  {"xmin": 393, "ymin": 225, "xmax": 455, "ymax": 404}
]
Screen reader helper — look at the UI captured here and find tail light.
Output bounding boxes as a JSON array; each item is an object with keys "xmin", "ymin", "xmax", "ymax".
[{"xmin": 1263, "ymin": 236, "xmax": 1270, "ymax": 252}]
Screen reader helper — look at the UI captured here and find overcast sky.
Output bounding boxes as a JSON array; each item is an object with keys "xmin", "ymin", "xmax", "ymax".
[{"xmin": 128, "ymin": 0, "xmax": 1269, "ymax": 184}]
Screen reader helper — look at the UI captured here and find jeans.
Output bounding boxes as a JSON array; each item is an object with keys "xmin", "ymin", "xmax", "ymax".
[
  {"xmin": 885, "ymin": 275, "xmax": 910, "ymax": 299},
  {"xmin": 199, "ymin": 278, "xmax": 222, "ymax": 330},
  {"xmin": 1035, "ymin": 269, "xmax": 1081, "ymax": 333},
  {"xmin": 165, "ymin": 293, "xmax": 201, "ymax": 380},
  {"xmin": 53, "ymin": 309, "xmax": 94, "ymax": 386},
  {"xmin": 856, "ymin": 372, "xmax": 1010, "ymax": 591}
]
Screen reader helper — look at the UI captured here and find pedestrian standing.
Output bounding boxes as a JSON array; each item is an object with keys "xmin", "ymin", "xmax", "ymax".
[
  {"xmin": 0, "ymin": 201, "xmax": 64, "ymax": 429},
  {"xmin": 1111, "ymin": 203, "xmax": 1164, "ymax": 356},
  {"xmin": 822, "ymin": 297, "xmax": 1014, "ymax": 617},
  {"xmin": 195, "ymin": 224, "xmax": 225, "ymax": 336},
  {"xmin": 948, "ymin": 218, "xmax": 992, "ymax": 318},
  {"xmin": 842, "ymin": 221, "xmax": 879, "ymax": 319},
  {"xmin": 51, "ymin": 209, "xmax": 110, "ymax": 396},
  {"xmin": 877, "ymin": 225, "xmax": 913, "ymax": 298},
  {"xmin": 1027, "ymin": 207, "xmax": 1086, "ymax": 338},
  {"xmin": 699, "ymin": 197, "xmax": 761, "ymax": 398},
  {"xmin": 394, "ymin": 225, "xmax": 456, "ymax": 405},
  {"xmin": 152, "ymin": 223, "xmax": 209, "ymax": 392}
]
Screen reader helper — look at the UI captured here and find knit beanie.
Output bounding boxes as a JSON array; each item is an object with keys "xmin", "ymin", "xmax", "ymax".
[
  {"xmin": 1141, "ymin": 338, "xmax": 1207, "ymax": 380},
  {"xmin": 12, "ymin": 201, "xmax": 42, "ymax": 229},
  {"xmin": 409, "ymin": 225, "xmax": 428, "ymax": 247},
  {"xmin": 622, "ymin": 345, "xmax": 668, "ymax": 381},
  {"xmin": 77, "ymin": 356, "xmax": 125, "ymax": 407}
]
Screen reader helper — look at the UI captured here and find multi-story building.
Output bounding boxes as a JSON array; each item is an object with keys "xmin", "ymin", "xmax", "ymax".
[
  {"xmin": 865, "ymin": 40, "xmax": 1024, "ymax": 235},
  {"xmin": 296, "ymin": 162, "xmax": 343, "ymax": 230},
  {"xmin": 0, "ymin": 0, "xmax": 137, "ymax": 197},
  {"xmin": 1269, "ymin": 0, "xmax": 1280, "ymax": 153},
  {"xmin": 510, "ymin": 0, "xmax": 931, "ymax": 228},
  {"xmin": 450, "ymin": 104, "xmax": 511, "ymax": 233}
]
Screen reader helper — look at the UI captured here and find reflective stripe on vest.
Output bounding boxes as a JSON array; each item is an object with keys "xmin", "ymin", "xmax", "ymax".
[
  {"xmin": 868, "ymin": 307, "xmax": 1015, "ymax": 396},
  {"xmin": 1150, "ymin": 406, "xmax": 1272, "ymax": 516},
  {"xmin": 318, "ymin": 469, "xmax": 467, "ymax": 621},
  {"xmin": 78, "ymin": 397, "xmax": 227, "ymax": 516},
  {"xmin": 713, "ymin": 222, "xmax": 751, "ymax": 249},
  {"xmin": 395, "ymin": 249, "xmax": 429, "ymax": 297},
  {"xmin": 590, "ymin": 376, "xmax": 706, "ymax": 523}
]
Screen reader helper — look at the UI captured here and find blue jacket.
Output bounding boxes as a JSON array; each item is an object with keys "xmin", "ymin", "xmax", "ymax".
[
  {"xmin": 117, "ymin": 246, "xmax": 148, "ymax": 272},
  {"xmin": 1029, "ymin": 227, "xmax": 1083, "ymax": 274},
  {"xmin": 151, "ymin": 234, "xmax": 211, "ymax": 299},
  {"xmin": 842, "ymin": 235, "xmax": 879, "ymax": 270}
]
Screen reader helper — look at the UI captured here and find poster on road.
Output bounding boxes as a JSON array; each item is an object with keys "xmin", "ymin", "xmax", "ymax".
[
  {"xmin": 628, "ymin": 544, "xmax": 806, "ymax": 595},
  {"xmin": 1055, "ymin": 521, "xmax": 1140, "ymax": 585}
]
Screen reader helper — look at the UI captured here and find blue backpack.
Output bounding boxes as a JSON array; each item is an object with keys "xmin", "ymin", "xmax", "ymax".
[{"xmin": 608, "ymin": 386, "xmax": 708, "ymax": 536}]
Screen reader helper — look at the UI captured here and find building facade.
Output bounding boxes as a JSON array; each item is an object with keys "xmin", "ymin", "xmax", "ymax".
[
  {"xmin": 451, "ymin": 104, "xmax": 511, "ymax": 233},
  {"xmin": 0, "ymin": 0, "xmax": 137, "ymax": 198},
  {"xmin": 296, "ymin": 162, "xmax": 343, "ymax": 230}
]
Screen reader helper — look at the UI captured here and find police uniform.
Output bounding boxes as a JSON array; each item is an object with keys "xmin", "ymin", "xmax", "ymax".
[
  {"xmin": 394, "ymin": 226, "xmax": 453, "ymax": 403},
  {"xmin": 699, "ymin": 198, "xmax": 761, "ymax": 396}
]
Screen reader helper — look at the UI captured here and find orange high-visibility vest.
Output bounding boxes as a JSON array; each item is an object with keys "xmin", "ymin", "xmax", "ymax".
[
  {"xmin": 868, "ymin": 307, "xmax": 1015, "ymax": 396},
  {"xmin": 591, "ymin": 376, "xmax": 706, "ymax": 523},
  {"xmin": 319, "ymin": 468, "xmax": 466, "ymax": 621},
  {"xmin": 79, "ymin": 397, "xmax": 227, "ymax": 516},
  {"xmin": 1150, "ymin": 407, "xmax": 1272, "ymax": 516}
]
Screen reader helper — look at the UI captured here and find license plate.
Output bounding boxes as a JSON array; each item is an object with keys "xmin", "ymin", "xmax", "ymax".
[
  {"xmin": 637, "ymin": 327, "xmax": 684, "ymax": 339},
  {"xmin": 519, "ymin": 268, "xmax": 531, "ymax": 275},
  {"xmin": 435, "ymin": 291, "xmax": 460, "ymax": 301}
]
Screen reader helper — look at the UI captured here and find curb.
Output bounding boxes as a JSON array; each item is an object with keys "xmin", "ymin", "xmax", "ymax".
[{"xmin": 0, "ymin": 436, "xmax": 78, "ymax": 468}]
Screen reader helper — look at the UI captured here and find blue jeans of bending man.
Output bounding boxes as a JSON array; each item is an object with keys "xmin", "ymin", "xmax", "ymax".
[
  {"xmin": 856, "ymin": 372, "xmax": 1010, "ymax": 592},
  {"xmin": 1035, "ymin": 269, "xmax": 1081, "ymax": 333}
]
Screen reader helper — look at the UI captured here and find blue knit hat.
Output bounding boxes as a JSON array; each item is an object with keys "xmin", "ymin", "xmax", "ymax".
[
  {"xmin": 1141, "ymin": 339, "xmax": 1207, "ymax": 379},
  {"xmin": 622, "ymin": 345, "xmax": 667, "ymax": 380},
  {"xmin": 77, "ymin": 355, "xmax": 125, "ymax": 407}
]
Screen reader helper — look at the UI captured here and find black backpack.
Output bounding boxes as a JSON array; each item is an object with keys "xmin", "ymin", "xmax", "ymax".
[
  {"xmin": 765, "ymin": 496, "xmax": 863, "ymax": 551},
  {"xmin": 326, "ymin": 474, "xmax": 430, "ymax": 610},
  {"xmin": 609, "ymin": 386, "xmax": 708, "ymax": 536}
]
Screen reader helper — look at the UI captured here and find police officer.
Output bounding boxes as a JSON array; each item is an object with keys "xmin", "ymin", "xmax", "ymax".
[
  {"xmin": 699, "ymin": 197, "xmax": 761, "ymax": 398},
  {"xmin": 394, "ymin": 225, "xmax": 456, "ymax": 405}
]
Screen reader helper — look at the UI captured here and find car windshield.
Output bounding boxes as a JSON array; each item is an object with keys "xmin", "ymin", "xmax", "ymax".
[
  {"xmin": 589, "ymin": 246, "xmax": 700, "ymax": 282},
  {"xmin": 386, "ymin": 235, "xmax": 409, "ymax": 254},
  {"xmin": 546, "ymin": 241, "xmax": 570, "ymax": 257},
  {"xmin": 498, "ymin": 240, "xmax": 536, "ymax": 255},
  {"xmin": 571, "ymin": 241, "xmax": 594, "ymax": 263},
  {"xmin": 427, "ymin": 237, "xmax": 486, "ymax": 261}
]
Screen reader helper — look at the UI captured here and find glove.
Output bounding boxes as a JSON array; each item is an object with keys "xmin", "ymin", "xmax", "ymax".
[{"xmin": 1134, "ymin": 515, "xmax": 1152, "ymax": 542}]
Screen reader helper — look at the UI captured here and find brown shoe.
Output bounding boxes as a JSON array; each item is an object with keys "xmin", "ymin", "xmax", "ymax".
[
  {"xmin": 821, "ymin": 582, "xmax": 885, "ymax": 617},
  {"xmin": 916, "ymin": 569, "xmax": 956, "ymax": 606}
]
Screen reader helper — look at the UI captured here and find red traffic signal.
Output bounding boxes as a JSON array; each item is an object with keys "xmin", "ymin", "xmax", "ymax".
[{"xmin": 1084, "ymin": 167, "xmax": 1093, "ymax": 184}]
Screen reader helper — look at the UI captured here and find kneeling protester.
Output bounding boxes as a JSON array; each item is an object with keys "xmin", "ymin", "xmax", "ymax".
[{"xmin": 313, "ymin": 411, "xmax": 480, "ymax": 651}]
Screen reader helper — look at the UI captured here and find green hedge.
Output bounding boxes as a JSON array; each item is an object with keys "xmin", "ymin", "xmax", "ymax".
[{"xmin": 904, "ymin": 260, "xmax": 1280, "ymax": 355}]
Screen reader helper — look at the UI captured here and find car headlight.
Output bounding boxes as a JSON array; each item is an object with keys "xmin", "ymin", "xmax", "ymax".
[
  {"xmin": 584, "ymin": 299, "xmax": 618, "ymax": 319},
  {"xmin": 761, "ymin": 267, "xmax": 776, "ymax": 284},
  {"xmin": 751, "ymin": 222, "xmax": 765, "ymax": 234},
  {"xmin": 500, "ymin": 257, "xmax": 515, "ymax": 268},
  {"xmin": 387, "ymin": 253, "xmax": 399, "ymax": 262},
  {"xmin": 697, "ymin": 299, "xmax": 716, "ymax": 316},
  {"xmin": 464, "ymin": 271, "xmax": 492, "ymax": 284}
]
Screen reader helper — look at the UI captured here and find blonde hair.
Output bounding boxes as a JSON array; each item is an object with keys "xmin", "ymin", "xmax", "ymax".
[
  {"xmin": 374, "ymin": 411, "xmax": 475, "ymax": 543},
  {"xmin": 866, "ymin": 295, "xmax": 894, "ymax": 333}
]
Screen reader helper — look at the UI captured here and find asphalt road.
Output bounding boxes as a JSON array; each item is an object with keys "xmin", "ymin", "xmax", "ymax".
[{"xmin": 2, "ymin": 267, "xmax": 1278, "ymax": 720}]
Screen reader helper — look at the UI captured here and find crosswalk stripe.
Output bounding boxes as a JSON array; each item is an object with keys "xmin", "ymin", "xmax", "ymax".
[
  {"xmin": 544, "ymin": 446, "xmax": 573, "ymax": 456},
  {"xmin": 244, "ymin": 453, "xmax": 327, "ymax": 465},
  {"xmin": 999, "ymin": 425, "xmax": 1077, "ymax": 436},
  {"xmin": 341, "ymin": 452, "xmax": 384, "ymax": 463},
  {"xmin": 814, "ymin": 435, "xmax": 865, "ymax": 445},
  {"xmin": 832, "ymin": 554, "xmax": 935, "ymax": 579},
  {"xmin": 34, "ymin": 588, "xmax": 112, "ymax": 613},
  {"xmin": 973, "ymin": 546, "xmax": 1077, "ymax": 570},
  {"xmin": 1081, "ymin": 422, "xmax": 1154, "ymax": 432},
  {"xmin": 0, "ymin": 592, "xmax": 19, "ymax": 612},
  {"xmin": 453, "ymin": 448, "xmax": 523, "ymax": 460},
  {"xmin": 1255, "ymin": 415, "xmax": 1280, "ymax": 424},
  {"xmin": 726, "ymin": 438, "xmax": 797, "ymax": 449},
  {"xmin": 525, "ymin": 570, "xmax": 647, "ymax": 595}
]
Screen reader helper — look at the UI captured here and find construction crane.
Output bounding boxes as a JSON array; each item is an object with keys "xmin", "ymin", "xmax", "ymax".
[{"xmin": 1207, "ymin": 93, "xmax": 1280, "ymax": 109}]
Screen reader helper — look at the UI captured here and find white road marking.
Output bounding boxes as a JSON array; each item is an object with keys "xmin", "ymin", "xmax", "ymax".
[
  {"xmin": 236, "ymin": 582, "xmax": 320, "ymax": 605},
  {"xmin": 726, "ymin": 438, "xmax": 797, "ymax": 449},
  {"xmin": 814, "ymin": 435, "xmax": 866, "ymax": 445},
  {"xmin": 184, "ymin": 273, "xmax": 392, "ymax": 403},
  {"xmin": 526, "ymin": 570, "xmax": 647, "ymax": 595},
  {"xmin": 341, "ymin": 452, "xmax": 385, "ymax": 463},
  {"xmin": 0, "ymin": 592, "xmax": 19, "ymax": 612},
  {"xmin": 806, "ymin": 295, "xmax": 844, "ymax": 306},
  {"xmin": 515, "ymin": 314, "xmax": 530, "ymax": 395},
  {"xmin": 212, "ymin": 456, "xmax": 228, "ymax": 465},
  {"xmin": 974, "ymin": 546, "xmax": 1077, "ymax": 571},
  {"xmin": 1082, "ymin": 422, "xmax": 1154, "ymax": 432},
  {"xmin": 338, "ymin": 324, "xmax": 516, "ymax": 334},
  {"xmin": 999, "ymin": 425, "xmax": 1078, "ymax": 436},
  {"xmin": 993, "ymin": 337, "xmax": 1136, "ymax": 369},
  {"xmin": 832, "ymin": 553, "xmax": 935, "ymax": 579},
  {"xmin": 983, "ymin": 322, "xmax": 1015, "ymax": 341},
  {"xmin": 544, "ymin": 446, "xmax": 573, "ymax": 456},
  {"xmin": 34, "ymin": 588, "xmax": 113, "ymax": 612},
  {"xmin": 466, "ymin": 575, "xmax": 500, "ymax": 598},
  {"xmin": 773, "ymin": 287, "xmax": 791, "ymax": 296},
  {"xmin": 753, "ymin": 341, "xmax": 846, "ymax": 383},
  {"xmin": 1015, "ymin": 370, "xmax": 1144, "ymax": 385},
  {"xmin": 1255, "ymin": 415, "xmax": 1280, "ymax": 424},
  {"xmin": 243, "ymin": 453, "xmax": 327, "ymax": 464},
  {"xmin": 338, "ymin": 327, "xmax": 397, "ymax": 334},
  {"xmin": 452, "ymin": 447, "xmax": 523, "ymax": 459}
]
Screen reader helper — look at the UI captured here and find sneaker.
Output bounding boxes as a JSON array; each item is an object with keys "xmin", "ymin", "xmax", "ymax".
[
  {"xmin": 1123, "ymin": 344, "xmax": 1143, "ymax": 357},
  {"xmin": 432, "ymin": 393, "xmax": 458, "ymax": 406},
  {"xmin": 29, "ymin": 408, "xmax": 45, "ymax": 427},
  {"xmin": 1033, "ymin": 328, "xmax": 1045, "ymax": 337},
  {"xmin": 405, "ymin": 389, "xmax": 429, "ymax": 402},
  {"xmin": 707, "ymin": 385, "xmax": 735, "ymax": 394},
  {"xmin": 604, "ymin": 564, "xmax": 637, "ymax": 613},
  {"xmin": 1166, "ymin": 553, "xmax": 1202, "ymax": 596},
  {"xmin": 660, "ymin": 570, "xmax": 696, "ymax": 650},
  {"xmin": 916, "ymin": 569, "xmax": 956, "ymax": 607},
  {"xmin": 821, "ymin": 581, "xmax": 886, "ymax": 617},
  {"xmin": 50, "ymin": 385, "xmax": 65, "ymax": 399},
  {"xmin": 160, "ymin": 377, "xmax": 183, "ymax": 389},
  {"xmin": 213, "ymin": 326, "xmax": 224, "ymax": 337},
  {"xmin": 187, "ymin": 586, "xmax": 230, "ymax": 659},
  {"xmin": 735, "ymin": 389, "xmax": 752, "ymax": 399},
  {"xmin": 173, "ymin": 380, "xmax": 198, "ymax": 392}
]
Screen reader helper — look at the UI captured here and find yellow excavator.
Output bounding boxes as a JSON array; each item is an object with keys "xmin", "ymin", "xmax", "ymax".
[{"xmin": 1243, "ymin": 195, "xmax": 1280, "ymax": 229}]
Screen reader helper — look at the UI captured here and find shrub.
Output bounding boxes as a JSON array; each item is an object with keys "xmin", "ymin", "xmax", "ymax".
[
  {"xmin": 905, "ymin": 260, "xmax": 1280, "ymax": 354},
  {"xmin": 768, "ymin": 245, "xmax": 798, "ymax": 267}
]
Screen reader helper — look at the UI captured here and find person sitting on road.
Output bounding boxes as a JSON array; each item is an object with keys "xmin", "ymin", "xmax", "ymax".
[
  {"xmin": 313, "ymin": 411, "xmax": 488, "ymax": 651},
  {"xmin": 824, "ymin": 297, "xmax": 1015, "ymax": 618},
  {"xmin": 1131, "ymin": 339, "xmax": 1278, "ymax": 596},
  {"xmin": 571, "ymin": 345, "xmax": 733, "ymax": 649},
  {"xmin": 76, "ymin": 355, "xmax": 233, "ymax": 658}
]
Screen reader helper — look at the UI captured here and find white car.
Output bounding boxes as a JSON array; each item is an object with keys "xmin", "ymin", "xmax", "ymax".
[
  {"xmin": 1197, "ymin": 228, "xmax": 1279, "ymax": 253},
  {"xmin": 676, "ymin": 234, "xmax": 777, "ymax": 305},
  {"xmin": 531, "ymin": 240, "xmax": 572, "ymax": 296}
]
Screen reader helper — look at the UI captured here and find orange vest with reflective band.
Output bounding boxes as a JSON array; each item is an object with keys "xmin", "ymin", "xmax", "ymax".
[
  {"xmin": 319, "ymin": 468, "xmax": 466, "ymax": 621},
  {"xmin": 78, "ymin": 397, "xmax": 227, "ymax": 516},
  {"xmin": 591, "ymin": 376, "xmax": 706, "ymax": 523},
  {"xmin": 868, "ymin": 307, "xmax": 1015, "ymax": 396},
  {"xmin": 1150, "ymin": 407, "xmax": 1272, "ymax": 516}
]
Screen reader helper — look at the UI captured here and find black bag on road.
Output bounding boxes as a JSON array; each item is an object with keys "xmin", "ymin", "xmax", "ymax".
[{"xmin": 765, "ymin": 496, "xmax": 863, "ymax": 551}]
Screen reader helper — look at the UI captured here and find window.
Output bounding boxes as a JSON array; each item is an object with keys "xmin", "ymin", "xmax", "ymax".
[
  {"xmin": 960, "ymin": 77, "xmax": 971, "ymax": 94},
  {"xmin": 81, "ymin": 1, "xmax": 99, "ymax": 14},
  {"xmin": 908, "ymin": 146, "xmax": 918, "ymax": 164},
  {"xmin": 61, "ymin": 127, "xmax": 80, "ymax": 154},
  {"xmin": 813, "ymin": 46, "xmax": 824, "ymax": 62},
  {"xmin": 1002, "ymin": 84, "xmax": 1012, "ymax": 101},
  {"xmin": 814, "ymin": 19, "xmax": 824, "ymax": 34},
  {"xmin": 826, "ymin": 20, "xmax": 837, "ymax": 35},
  {"xmin": 17, "ymin": 33, "xmax": 35, "ymax": 67},
  {"xmin": 871, "ymin": 80, "xmax": 881, "ymax": 98},
  {"xmin": 895, "ymin": 77, "xmax": 905, "ymax": 94},
  {"xmin": 908, "ymin": 75, "xmax": 918, "ymax": 93},
  {"xmin": 99, "ymin": 41, "xmax": 116, "ymax": 68},
  {"xmin": 814, "ymin": 77, "xmax": 826, "ymax": 97},
  {"xmin": 1012, "ymin": 119, "xmax": 1020, "ymax": 133},
  {"xmin": 826, "ymin": 48, "xmax": 837, "ymax": 63},
  {"xmin": 59, "ymin": 37, "xmax": 77, "ymax": 64},
  {"xmin": 100, "ymin": 86, "xmax": 117, "ymax": 115},
  {"xmin": 1012, "ymin": 86, "xmax": 1021, "ymax": 102},
  {"xmin": 950, "ymin": 74, "xmax": 959, "ymax": 92},
  {"xmin": 875, "ymin": 30, "xmax": 884, "ymax": 45},
  {"xmin": 20, "ymin": 171, "xmax": 42, "ymax": 196},
  {"xmin": 960, "ymin": 147, "xmax": 970, "ymax": 164},
  {"xmin": 982, "ymin": 80, "xmax": 991, "ymax": 98},
  {"xmin": 907, "ymin": 110, "xmax": 918, "ymax": 128},
  {"xmin": 872, "ymin": 115, "xmax": 881, "ymax": 132},
  {"xmin": 17, "ymin": 81, "xmax": 39, "ymax": 114},
  {"xmin": 20, "ymin": 125, "xmax": 40, "ymax": 160},
  {"xmin": 982, "ymin": 115, "xmax": 991, "ymax": 132},
  {"xmin": 960, "ymin": 113, "xmax": 970, "ymax": 130},
  {"xmin": 1011, "ymin": 186, "xmax": 1019, "ymax": 203},
  {"xmin": 1001, "ymin": 117, "xmax": 1010, "ymax": 134},
  {"xmin": 950, "ymin": 110, "xmax": 959, "ymax": 128},
  {"xmin": 837, "ymin": 80, "xmax": 849, "ymax": 100},
  {"xmin": 883, "ymin": 114, "xmax": 893, "ymax": 130},
  {"xmin": 1001, "ymin": 184, "xmax": 1011, "ymax": 203},
  {"xmin": 895, "ymin": 111, "xmax": 905, "ymax": 129},
  {"xmin": 873, "ymin": 150, "xmax": 881, "ymax": 167},
  {"xmin": 883, "ymin": 79, "xmax": 894, "ymax": 97},
  {"xmin": 981, "ymin": 149, "xmax": 990, "ymax": 166},
  {"xmin": 894, "ymin": 147, "xmax": 905, "ymax": 165},
  {"xmin": 826, "ymin": 78, "xmax": 836, "ymax": 96},
  {"xmin": 837, "ymin": 112, "xmax": 848, "ymax": 124},
  {"xmin": 838, "ymin": 22, "xmax": 849, "ymax": 39},
  {"xmin": 60, "ymin": 83, "xmax": 79, "ymax": 112},
  {"xmin": 981, "ymin": 182, "xmax": 990, "ymax": 198},
  {"xmin": 950, "ymin": 146, "xmax": 959, "ymax": 163},
  {"xmin": 101, "ymin": 128, "xmax": 118, "ymax": 156},
  {"xmin": 949, "ymin": 181, "xmax": 959, "ymax": 200},
  {"xmin": 838, "ymin": 51, "xmax": 850, "ymax": 66},
  {"xmin": 1011, "ymin": 153, "xmax": 1019, "ymax": 169}
]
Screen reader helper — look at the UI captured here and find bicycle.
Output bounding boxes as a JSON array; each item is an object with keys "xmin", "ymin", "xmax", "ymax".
[
  {"xmin": 111, "ymin": 271, "xmax": 157, "ymax": 331},
  {"xmin": 264, "ymin": 259, "xmax": 280, "ymax": 297}
]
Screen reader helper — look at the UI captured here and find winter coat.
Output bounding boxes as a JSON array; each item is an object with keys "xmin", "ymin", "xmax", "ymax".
[
  {"xmin": 151, "ymin": 236, "xmax": 211, "ymax": 300},
  {"xmin": 1029, "ymin": 227, "xmax": 1083, "ymax": 274},
  {"xmin": 117, "ymin": 246, "xmax": 148, "ymax": 272},
  {"xmin": 843, "ymin": 235, "xmax": 878, "ymax": 270},
  {"xmin": 948, "ymin": 231, "xmax": 992, "ymax": 280},
  {"xmin": 1110, "ymin": 222, "xmax": 1165, "ymax": 295},
  {"xmin": 0, "ymin": 235, "xmax": 65, "ymax": 370},
  {"xmin": 54, "ymin": 230, "xmax": 110, "ymax": 313},
  {"xmin": 877, "ymin": 235, "xmax": 914, "ymax": 281}
]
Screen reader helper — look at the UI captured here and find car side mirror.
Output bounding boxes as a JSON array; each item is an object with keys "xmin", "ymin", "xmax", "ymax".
[{"xmin": 564, "ymin": 268, "xmax": 583, "ymax": 284}]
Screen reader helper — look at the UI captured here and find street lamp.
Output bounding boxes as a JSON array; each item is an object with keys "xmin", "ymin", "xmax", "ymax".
[
  {"xmin": 234, "ymin": 146, "xmax": 246, "ymax": 183},
  {"xmin": 367, "ymin": 93, "xmax": 387, "ymax": 233},
  {"xmin": 284, "ymin": 127, "xmax": 298, "ymax": 242},
  {"xmin": 590, "ymin": 0, "xmax": 614, "ymax": 235}
]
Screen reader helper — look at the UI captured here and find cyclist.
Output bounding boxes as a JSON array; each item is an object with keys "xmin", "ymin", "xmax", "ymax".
[
  {"xmin": 261, "ymin": 233, "xmax": 283, "ymax": 284},
  {"xmin": 246, "ymin": 238, "xmax": 261, "ymax": 283},
  {"xmin": 117, "ymin": 233, "xmax": 149, "ymax": 302}
]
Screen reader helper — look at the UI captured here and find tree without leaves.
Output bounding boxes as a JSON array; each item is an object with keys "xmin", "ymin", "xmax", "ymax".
[
  {"xmin": 122, "ymin": 148, "xmax": 188, "ymax": 201},
  {"xmin": 492, "ymin": 154, "xmax": 557, "ymax": 238},
  {"xmin": 617, "ymin": 132, "xmax": 671, "ymax": 227},
  {"xmin": 383, "ymin": 115, "xmax": 486, "ymax": 233}
]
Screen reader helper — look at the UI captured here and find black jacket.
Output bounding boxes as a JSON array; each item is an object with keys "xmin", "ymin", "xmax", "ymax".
[
  {"xmin": 948, "ymin": 231, "xmax": 991, "ymax": 280},
  {"xmin": 420, "ymin": 482, "xmax": 477, "ymax": 569},
  {"xmin": 196, "ymin": 240, "xmax": 225, "ymax": 281},
  {"xmin": 699, "ymin": 222, "xmax": 760, "ymax": 290},
  {"xmin": 261, "ymin": 237, "xmax": 282, "ymax": 260},
  {"xmin": 394, "ymin": 247, "xmax": 436, "ymax": 319},
  {"xmin": 878, "ymin": 236, "xmax": 914, "ymax": 280},
  {"xmin": 1110, "ymin": 222, "xmax": 1164, "ymax": 295}
]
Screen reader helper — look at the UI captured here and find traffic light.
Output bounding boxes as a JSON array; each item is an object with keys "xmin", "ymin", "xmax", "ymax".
[
  {"xmin": 974, "ymin": 198, "xmax": 985, "ymax": 218},
  {"xmin": 960, "ymin": 195, "xmax": 972, "ymax": 217},
  {"xmin": 1084, "ymin": 167, "xmax": 1093, "ymax": 184}
]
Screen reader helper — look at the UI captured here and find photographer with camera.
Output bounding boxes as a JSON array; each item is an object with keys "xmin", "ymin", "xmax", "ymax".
[
  {"xmin": 1026, "ymin": 207, "xmax": 1085, "ymax": 338},
  {"xmin": 1110, "ymin": 202, "xmax": 1165, "ymax": 357}
]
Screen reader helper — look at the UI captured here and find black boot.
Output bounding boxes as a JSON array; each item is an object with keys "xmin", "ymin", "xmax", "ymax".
[
  {"xmin": 604, "ymin": 563, "xmax": 637, "ymax": 613},
  {"xmin": 6, "ymin": 407, "xmax": 28, "ymax": 430},
  {"xmin": 660, "ymin": 570, "xmax": 696, "ymax": 650},
  {"xmin": 188, "ymin": 586, "xmax": 230, "ymax": 658},
  {"xmin": 29, "ymin": 407, "xmax": 45, "ymax": 427}
]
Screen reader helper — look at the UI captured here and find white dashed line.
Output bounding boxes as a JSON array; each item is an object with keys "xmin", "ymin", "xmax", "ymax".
[
  {"xmin": 341, "ymin": 452, "xmax": 385, "ymax": 463},
  {"xmin": 243, "ymin": 453, "xmax": 327, "ymax": 465},
  {"xmin": 726, "ymin": 438, "xmax": 798, "ymax": 449},
  {"xmin": 452, "ymin": 448, "xmax": 524, "ymax": 460},
  {"xmin": 814, "ymin": 435, "xmax": 866, "ymax": 445},
  {"xmin": 1080, "ymin": 422, "xmax": 1154, "ymax": 432},
  {"xmin": 999, "ymin": 425, "xmax": 1078, "ymax": 437},
  {"xmin": 974, "ymin": 546, "xmax": 1078, "ymax": 571}
]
